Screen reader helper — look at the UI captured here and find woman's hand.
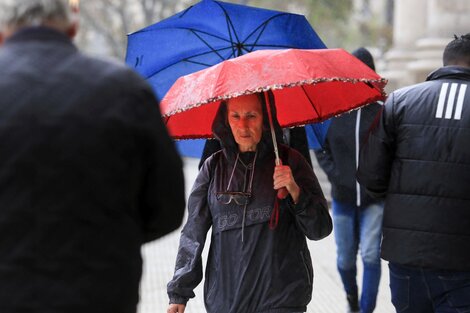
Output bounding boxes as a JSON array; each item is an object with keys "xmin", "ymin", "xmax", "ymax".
[
  {"xmin": 273, "ymin": 164, "xmax": 300, "ymax": 203},
  {"xmin": 167, "ymin": 304, "xmax": 186, "ymax": 313}
]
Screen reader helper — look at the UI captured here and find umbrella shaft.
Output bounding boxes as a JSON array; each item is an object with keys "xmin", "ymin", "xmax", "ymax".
[{"xmin": 264, "ymin": 92, "xmax": 281, "ymax": 166}]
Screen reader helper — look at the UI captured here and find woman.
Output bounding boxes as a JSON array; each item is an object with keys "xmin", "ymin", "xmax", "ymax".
[{"xmin": 167, "ymin": 92, "xmax": 332, "ymax": 313}]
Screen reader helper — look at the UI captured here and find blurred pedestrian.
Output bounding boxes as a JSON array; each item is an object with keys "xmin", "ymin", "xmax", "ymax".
[
  {"xmin": 167, "ymin": 92, "xmax": 332, "ymax": 313},
  {"xmin": 314, "ymin": 47, "xmax": 384, "ymax": 313},
  {"xmin": 0, "ymin": 1, "xmax": 185, "ymax": 312},
  {"xmin": 358, "ymin": 34, "xmax": 470, "ymax": 313}
]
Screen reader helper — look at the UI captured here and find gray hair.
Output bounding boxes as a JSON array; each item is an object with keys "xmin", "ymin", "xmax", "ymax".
[{"xmin": 0, "ymin": 0, "xmax": 73, "ymax": 32}]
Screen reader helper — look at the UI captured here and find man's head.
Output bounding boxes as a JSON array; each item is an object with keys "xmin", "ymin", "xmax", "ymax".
[
  {"xmin": 443, "ymin": 33, "xmax": 470, "ymax": 67},
  {"xmin": 0, "ymin": 0, "xmax": 78, "ymax": 44}
]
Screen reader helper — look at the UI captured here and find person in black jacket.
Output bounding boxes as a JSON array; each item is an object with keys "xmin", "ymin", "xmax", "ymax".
[
  {"xmin": 0, "ymin": 1, "xmax": 185, "ymax": 312},
  {"xmin": 314, "ymin": 47, "xmax": 384, "ymax": 313},
  {"xmin": 167, "ymin": 92, "xmax": 332, "ymax": 313},
  {"xmin": 357, "ymin": 34, "xmax": 470, "ymax": 313}
]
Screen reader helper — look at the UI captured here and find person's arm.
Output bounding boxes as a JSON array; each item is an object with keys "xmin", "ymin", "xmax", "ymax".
[
  {"xmin": 131, "ymin": 83, "xmax": 186, "ymax": 242},
  {"xmin": 277, "ymin": 149, "xmax": 332, "ymax": 240},
  {"xmin": 313, "ymin": 136, "xmax": 340, "ymax": 186},
  {"xmin": 357, "ymin": 94, "xmax": 396, "ymax": 198},
  {"xmin": 167, "ymin": 157, "xmax": 214, "ymax": 306}
]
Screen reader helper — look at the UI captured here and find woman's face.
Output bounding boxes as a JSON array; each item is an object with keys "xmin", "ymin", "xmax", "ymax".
[{"xmin": 227, "ymin": 94, "xmax": 263, "ymax": 152}]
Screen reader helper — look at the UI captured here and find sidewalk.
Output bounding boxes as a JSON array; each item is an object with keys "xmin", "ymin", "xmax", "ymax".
[{"xmin": 137, "ymin": 156, "xmax": 395, "ymax": 313}]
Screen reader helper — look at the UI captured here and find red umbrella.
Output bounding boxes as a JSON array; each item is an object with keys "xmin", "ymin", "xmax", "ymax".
[
  {"xmin": 161, "ymin": 48, "xmax": 387, "ymax": 227},
  {"xmin": 161, "ymin": 48, "xmax": 387, "ymax": 143}
]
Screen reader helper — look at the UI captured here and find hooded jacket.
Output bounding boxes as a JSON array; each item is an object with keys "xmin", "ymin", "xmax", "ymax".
[
  {"xmin": 167, "ymin": 96, "xmax": 332, "ymax": 313},
  {"xmin": 357, "ymin": 66, "xmax": 470, "ymax": 271}
]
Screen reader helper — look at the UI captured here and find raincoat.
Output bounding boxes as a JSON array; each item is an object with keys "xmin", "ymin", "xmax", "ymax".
[{"xmin": 168, "ymin": 99, "xmax": 332, "ymax": 313}]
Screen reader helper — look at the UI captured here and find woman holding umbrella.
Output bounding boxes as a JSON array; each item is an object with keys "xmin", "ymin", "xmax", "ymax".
[{"xmin": 167, "ymin": 92, "xmax": 332, "ymax": 313}]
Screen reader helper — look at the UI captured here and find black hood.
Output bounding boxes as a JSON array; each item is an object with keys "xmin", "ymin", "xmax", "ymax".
[
  {"xmin": 351, "ymin": 47, "xmax": 375, "ymax": 71},
  {"xmin": 212, "ymin": 90, "xmax": 284, "ymax": 160}
]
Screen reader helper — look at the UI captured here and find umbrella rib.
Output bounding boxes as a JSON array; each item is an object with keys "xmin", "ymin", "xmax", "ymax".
[
  {"xmin": 145, "ymin": 45, "xmax": 244, "ymax": 79},
  {"xmin": 213, "ymin": 1, "xmax": 243, "ymax": 56},
  {"xmin": 138, "ymin": 26, "xmax": 233, "ymax": 44},
  {"xmin": 190, "ymin": 29, "xmax": 226, "ymax": 62},
  {"xmin": 242, "ymin": 13, "xmax": 288, "ymax": 51},
  {"xmin": 247, "ymin": 22, "xmax": 268, "ymax": 52},
  {"xmin": 145, "ymin": 45, "xmax": 247, "ymax": 79},
  {"xmin": 301, "ymin": 85, "xmax": 322, "ymax": 118},
  {"xmin": 143, "ymin": 41, "xmax": 301, "ymax": 80}
]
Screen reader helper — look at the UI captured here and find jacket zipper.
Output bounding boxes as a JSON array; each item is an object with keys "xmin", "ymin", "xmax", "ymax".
[{"xmin": 355, "ymin": 109, "xmax": 362, "ymax": 207}]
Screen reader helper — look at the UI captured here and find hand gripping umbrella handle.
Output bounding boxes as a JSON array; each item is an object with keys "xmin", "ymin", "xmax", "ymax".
[{"xmin": 264, "ymin": 92, "xmax": 288, "ymax": 200}]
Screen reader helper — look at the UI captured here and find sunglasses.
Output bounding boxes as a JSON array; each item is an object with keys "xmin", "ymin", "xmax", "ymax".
[{"xmin": 216, "ymin": 191, "xmax": 251, "ymax": 205}]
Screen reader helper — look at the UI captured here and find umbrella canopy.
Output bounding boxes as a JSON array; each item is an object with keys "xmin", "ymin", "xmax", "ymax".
[
  {"xmin": 125, "ymin": 0, "xmax": 326, "ymax": 101},
  {"xmin": 126, "ymin": 0, "xmax": 329, "ymax": 157},
  {"xmin": 161, "ymin": 48, "xmax": 387, "ymax": 140}
]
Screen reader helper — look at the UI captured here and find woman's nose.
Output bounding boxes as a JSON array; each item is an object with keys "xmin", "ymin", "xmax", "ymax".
[{"xmin": 238, "ymin": 117, "xmax": 249, "ymax": 128}]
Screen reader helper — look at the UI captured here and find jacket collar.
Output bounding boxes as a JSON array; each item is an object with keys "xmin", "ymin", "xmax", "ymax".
[
  {"xmin": 426, "ymin": 66, "xmax": 470, "ymax": 82},
  {"xmin": 5, "ymin": 26, "xmax": 76, "ymax": 49}
]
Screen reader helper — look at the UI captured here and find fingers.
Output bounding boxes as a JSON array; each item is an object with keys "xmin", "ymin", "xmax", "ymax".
[
  {"xmin": 273, "ymin": 165, "xmax": 300, "ymax": 203},
  {"xmin": 273, "ymin": 165, "xmax": 294, "ymax": 189},
  {"xmin": 167, "ymin": 304, "xmax": 186, "ymax": 313}
]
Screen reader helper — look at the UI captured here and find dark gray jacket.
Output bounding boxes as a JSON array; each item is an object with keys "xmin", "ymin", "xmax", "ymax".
[
  {"xmin": 357, "ymin": 66, "xmax": 470, "ymax": 271},
  {"xmin": 0, "ymin": 27, "xmax": 185, "ymax": 313},
  {"xmin": 167, "ymin": 101, "xmax": 332, "ymax": 313},
  {"xmin": 315, "ymin": 102, "xmax": 382, "ymax": 207}
]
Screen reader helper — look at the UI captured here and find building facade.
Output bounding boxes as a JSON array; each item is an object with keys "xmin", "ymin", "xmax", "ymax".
[{"xmin": 382, "ymin": 0, "xmax": 470, "ymax": 91}]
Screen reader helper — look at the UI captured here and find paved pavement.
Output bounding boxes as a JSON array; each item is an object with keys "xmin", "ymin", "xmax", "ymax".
[{"xmin": 137, "ymin": 155, "xmax": 396, "ymax": 313}]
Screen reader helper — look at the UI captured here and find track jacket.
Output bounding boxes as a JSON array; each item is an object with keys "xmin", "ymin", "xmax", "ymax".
[{"xmin": 357, "ymin": 66, "xmax": 470, "ymax": 271}]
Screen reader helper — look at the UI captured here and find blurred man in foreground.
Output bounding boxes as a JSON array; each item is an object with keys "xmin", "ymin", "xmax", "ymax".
[{"xmin": 0, "ymin": 1, "xmax": 185, "ymax": 312}]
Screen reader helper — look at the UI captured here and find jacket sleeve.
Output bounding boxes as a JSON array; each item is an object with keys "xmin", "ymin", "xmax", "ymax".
[
  {"xmin": 284, "ymin": 149, "xmax": 332, "ymax": 240},
  {"xmin": 131, "ymin": 80, "xmax": 186, "ymax": 243},
  {"xmin": 357, "ymin": 93, "xmax": 396, "ymax": 198},
  {"xmin": 167, "ymin": 158, "xmax": 213, "ymax": 305},
  {"xmin": 313, "ymin": 137, "xmax": 340, "ymax": 186}
]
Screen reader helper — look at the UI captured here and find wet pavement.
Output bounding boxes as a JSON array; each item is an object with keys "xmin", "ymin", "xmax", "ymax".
[{"xmin": 137, "ymin": 155, "xmax": 395, "ymax": 313}]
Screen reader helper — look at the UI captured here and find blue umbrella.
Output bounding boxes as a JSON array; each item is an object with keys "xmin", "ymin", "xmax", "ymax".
[
  {"xmin": 125, "ymin": 0, "xmax": 328, "ymax": 157},
  {"xmin": 305, "ymin": 119, "xmax": 331, "ymax": 150}
]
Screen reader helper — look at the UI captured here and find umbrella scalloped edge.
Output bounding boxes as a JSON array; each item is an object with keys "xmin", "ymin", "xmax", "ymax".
[
  {"xmin": 169, "ymin": 92, "xmax": 386, "ymax": 140},
  {"xmin": 162, "ymin": 77, "xmax": 388, "ymax": 118}
]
